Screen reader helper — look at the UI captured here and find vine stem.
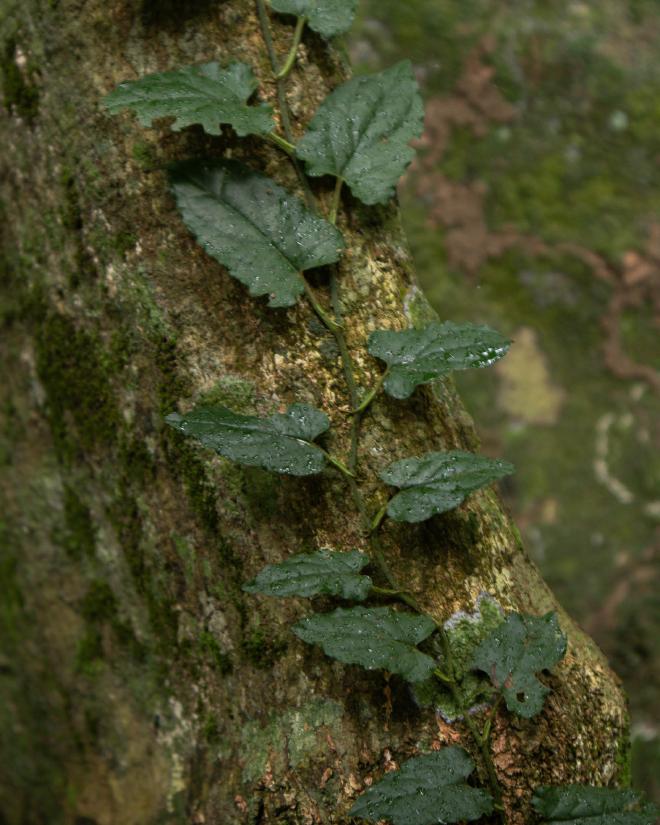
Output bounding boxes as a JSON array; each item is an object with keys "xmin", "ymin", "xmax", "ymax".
[
  {"xmin": 276, "ymin": 16, "xmax": 306, "ymax": 79},
  {"xmin": 353, "ymin": 368, "xmax": 389, "ymax": 414},
  {"xmin": 319, "ymin": 448, "xmax": 355, "ymax": 479},
  {"xmin": 268, "ymin": 132, "xmax": 296, "ymax": 154},
  {"xmin": 255, "ymin": 0, "xmax": 316, "ymax": 211},
  {"xmin": 370, "ymin": 500, "xmax": 388, "ymax": 532},
  {"xmin": 256, "ymin": 0, "xmax": 424, "ymax": 640},
  {"xmin": 302, "ymin": 279, "xmax": 343, "ymax": 333},
  {"xmin": 436, "ymin": 629, "xmax": 506, "ymax": 822}
]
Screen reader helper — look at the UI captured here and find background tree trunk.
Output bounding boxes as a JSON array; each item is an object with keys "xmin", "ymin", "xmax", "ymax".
[{"xmin": 0, "ymin": 1, "xmax": 629, "ymax": 823}]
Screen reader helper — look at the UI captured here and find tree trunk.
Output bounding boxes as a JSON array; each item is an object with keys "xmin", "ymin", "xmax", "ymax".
[{"xmin": 0, "ymin": 1, "xmax": 628, "ymax": 824}]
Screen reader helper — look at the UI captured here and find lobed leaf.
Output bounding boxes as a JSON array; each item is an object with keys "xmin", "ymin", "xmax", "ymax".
[
  {"xmin": 170, "ymin": 160, "xmax": 344, "ymax": 307},
  {"xmin": 293, "ymin": 606, "xmax": 436, "ymax": 682},
  {"xmin": 380, "ymin": 450, "xmax": 514, "ymax": 523},
  {"xmin": 412, "ymin": 594, "xmax": 504, "ymax": 720},
  {"xmin": 349, "ymin": 747, "xmax": 494, "ymax": 825},
  {"xmin": 165, "ymin": 403, "xmax": 329, "ymax": 476},
  {"xmin": 270, "ymin": 0, "xmax": 357, "ymax": 38},
  {"xmin": 470, "ymin": 611, "xmax": 567, "ymax": 718},
  {"xmin": 243, "ymin": 549, "xmax": 372, "ymax": 600},
  {"xmin": 368, "ymin": 321, "xmax": 511, "ymax": 400},
  {"xmin": 296, "ymin": 61, "xmax": 424, "ymax": 205},
  {"xmin": 533, "ymin": 785, "xmax": 659, "ymax": 825},
  {"xmin": 103, "ymin": 61, "xmax": 273, "ymax": 136}
]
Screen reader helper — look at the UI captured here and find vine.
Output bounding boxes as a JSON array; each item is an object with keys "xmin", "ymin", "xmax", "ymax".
[{"xmin": 103, "ymin": 2, "xmax": 658, "ymax": 823}]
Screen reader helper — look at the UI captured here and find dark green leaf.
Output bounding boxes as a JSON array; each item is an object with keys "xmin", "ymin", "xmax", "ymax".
[
  {"xmin": 296, "ymin": 62, "xmax": 424, "ymax": 205},
  {"xmin": 293, "ymin": 606, "xmax": 436, "ymax": 682},
  {"xmin": 165, "ymin": 403, "xmax": 329, "ymax": 476},
  {"xmin": 270, "ymin": 0, "xmax": 357, "ymax": 37},
  {"xmin": 103, "ymin": 61, "xmax": 273, "ymax": 136},
  {"xmin": 471, "ymin": 612, "xmax": 567, "ymax": 718},
  {"xmin": 349, "ymin": 747, "xmax": 494, "ymax": 825},
  {"xmin": 381, "ymin": 451, "xmax": 514, "ymax": 523},
  {"xmin": 243, "ymin": 549, "xmax": 372, "ymax": 600},
  {"xmin": 170, "ymin": 160, "xmax": 344, "ymax": 307},
  {"xmin": 533, "ymin": 785, "xmax": 659, "ymax": 824},
  {"xmin": 368, "ymin": 322, "xmax": 511, "ymax": 400},
  {"xmin": 412, "ymin": 594, "xmax": 504, "ymax": 720}
]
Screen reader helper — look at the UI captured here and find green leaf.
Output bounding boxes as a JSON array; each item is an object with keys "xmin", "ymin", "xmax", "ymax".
[
  {"xmin": 270, "ymin": 0, "xmax": 357, "ymax": 37},
  {"xmin": 381, "ymin": 451, "xmax": 515, "ymax": 523},
  {"xmin": 296, "ymin": 61, "xmax": 424, "ymax": 205},
  {"xmin": 471, "ymin": 612, "xmax": 567, "ymax": 718},
  {"xmin": 165, "ymin": 403, "xmax": 329, "ymax": 476},
  {"xmin": 293, "ymin": 606, "xmax": 436, "ymax": 682},
  {"xmin": 103, "ymin": 61, "xmax": 273, "ymax": 137},
  {"xmin": 349, "ymin": 747, "xmax": 494, "ymax": 825},
  {"xmin": 169, "ymin": 160, "xmax": 344, "ymax": 308},
  {"xmin": 533, "ymin": 785, "xmax": 659, "ymax": 824},
  {"xmin": 243, "ymin": 549, "xmax": 372, "ymax": 600},
  {"xmin": 368, "ymin": 322, "xmax": 511, "ymax": 400},
  {"xmin": 411, "ymin": 594, "xmax": 504, "ymax": 720}
]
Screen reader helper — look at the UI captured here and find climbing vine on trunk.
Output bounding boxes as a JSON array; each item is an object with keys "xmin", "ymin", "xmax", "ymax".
[{"xmin": 103, "ymin": 2, "xmax": 658, "ymax": 823}]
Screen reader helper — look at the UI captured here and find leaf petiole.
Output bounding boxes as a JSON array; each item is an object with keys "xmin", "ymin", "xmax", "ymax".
[
  {"xmin": 370, "ymin": 500, "xmax": 389, "ymax": 533},
  {"xmin": 302, "ymin": 279, "xmax": 344, "ymax": 333},
  {"xmin": 371, "ymin": 585, "xmax": 405, "ymax": 596},
  {"xmin": 268, "ymin": 131, "xmax": 296, "ymax": 154},
  {"xmin": 352, "ymin": 368, "xmax": 389, "ymax": 414},
  {"xmin": 328, "ymin": 177, "xmax": 343, "ymax": 224},
  {"xmin": 320, "ymin": 448, "xmax": 355, "ymax": 479},
  {"xmin": 276, "ymin": 16, "xmax": 307, "ymax": 80}
]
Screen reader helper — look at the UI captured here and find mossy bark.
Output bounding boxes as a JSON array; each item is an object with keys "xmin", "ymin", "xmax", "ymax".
[{"xmin": 0, "ymin": 1, "xmax": 628, "ymax": 824}]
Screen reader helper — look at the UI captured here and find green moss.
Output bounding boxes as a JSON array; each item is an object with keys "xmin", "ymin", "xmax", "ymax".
[
  {"xmin": 242, "ymin": 467, "xmax": 281, "ymax": 518},
  {"xmin": 163, "ymin": 434, "xmax": 219, "ymax": 536},
  {"xmin": 35, "ymin": 313, "xmax": 121, "ymax": 461},
  {"xmin": 0, "ymin": 526, "xmax": 23, "ymax": 646},
  {"xmin": 173, "ymin": 534, "xmax": 196, "ymax": 585},
  {"xmin": 155, "ymin": 334, "xmax": 188, "ymax": 416},
  {"xmin": 118, "ymin": 436, "xmax": 156, "ymax": 487},
  {"xmin": 202, "ymin": 713, "xmax": 220, "ymax": 744},
  {"xmin": 76, "ymin": 580, "xmax": 145, "ymax": 670},
  {"xmin": 108, "ymin": 486, "xmax": 179, "ymax": 654},
  {"xmin": 198, "ymin": 631, "xmax": 232, "ymax": 674},
  {"xmin": 131, "ymin": 140, "xmax": 159, "ymax": 171},
  {"xmin": 58, "ymin": 167, "xmax": 96, "ymax": 287},
  {"xmin": 615, "ymin": 723, "xmax": 633, "ymax": 787},
  {"xmin": 1, "ymin": 36, "xmax": 39, "ymax": 121},
  {"xmin": 112, "ymin": 231, "xmax": 138, "ymax": 258},
  {"xmin": 75, "ymin": 628, "xmax": 105, "ymax": 675},
  {"xmin": 240, "ymin": 699, "xmax": 343, "ymax": 783},
  {"xmin": 242, "ymin": 625, "xmax": 287, "ymax": 670},
  {"xmin": 54, "ymin": 486, "xmax": 96, "ymax": 560},
  {"xmin": 198, "ymin": 375, "xmax": 256, "ymax": 413}
]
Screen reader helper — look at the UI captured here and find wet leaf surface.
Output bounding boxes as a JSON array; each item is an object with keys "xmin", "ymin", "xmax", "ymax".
[
  {"xmin": 244, "ymin": 549, "xmax": 372, "ymax": 600},
  {"xmin": 270, "ymin": 0, "xmax": 357, "ymax": 38},
  {"xmin": 349, "ymin": 746, "xmax": 494, "ymax": 824},
  {"xmin": 103, "ymin": 61, "xmax": 273, "ymax": 136},
  {"xmin": 170, "ymin": 160, "xmax": 344, "ymax": 307},
  {"xmin": 165, "ymin": 403, "xmax": 329, "ymax": 476},
  {"xmin": 471, "ymin": 611, "xmax": 567, "ymax": 718},
  {"xmin": 381, "ymin": 450, "xmax": 514, "ymax": 523},
  {"xmin": 296, "ymin": 61, "xmax": 424, "ymax": 205},
  {"xmin": 369, "ymin": 321, "xmax": 511, "ymax": 399},
  {"xmin": 293, "ymin": 606, "xmax": 436, "ymax": 682}
]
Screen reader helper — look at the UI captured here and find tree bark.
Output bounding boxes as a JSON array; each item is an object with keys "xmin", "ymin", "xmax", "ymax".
[{"xmin": 0, "ymin": 1, "xmax": 628, "ymax": 824}]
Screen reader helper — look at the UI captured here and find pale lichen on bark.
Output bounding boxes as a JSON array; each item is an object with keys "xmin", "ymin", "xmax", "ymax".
[{"xmin": 0, "ymin": 0, "xmax": 628, "ymax": 823}]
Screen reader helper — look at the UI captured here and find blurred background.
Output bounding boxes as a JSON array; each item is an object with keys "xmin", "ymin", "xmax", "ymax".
[{"xmin": 350, "ymin": 0, "xmax": 659, "ymax": 801}]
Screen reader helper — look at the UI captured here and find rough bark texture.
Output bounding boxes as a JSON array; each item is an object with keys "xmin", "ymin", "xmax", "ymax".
[{"xmin": 0, "ymin": 1, "xmax": 629, "ymax": 824}]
